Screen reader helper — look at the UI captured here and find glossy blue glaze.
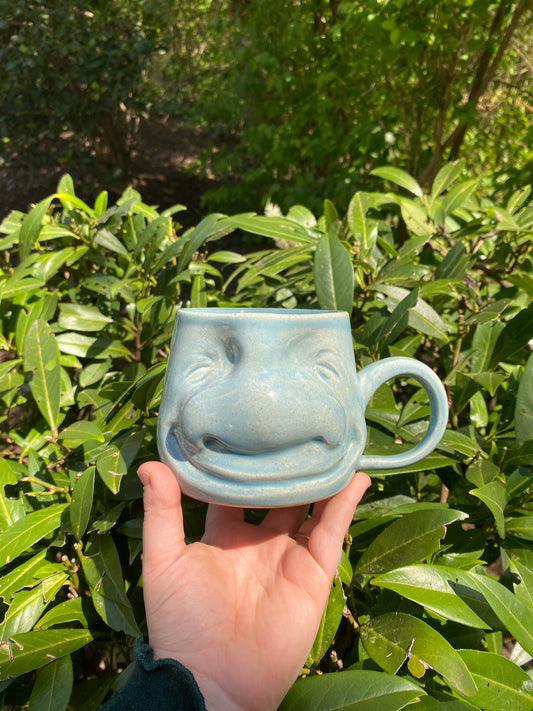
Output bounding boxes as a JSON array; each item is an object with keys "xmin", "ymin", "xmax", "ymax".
[{"xmin": 157, "ymin": 308, "xmax": 448, "ymax": 506}]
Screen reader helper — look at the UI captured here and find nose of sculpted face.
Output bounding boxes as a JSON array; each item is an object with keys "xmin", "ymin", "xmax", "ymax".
[{"xmin": 180, "ymin": 365, "xmax": 347, "ymax": 455}]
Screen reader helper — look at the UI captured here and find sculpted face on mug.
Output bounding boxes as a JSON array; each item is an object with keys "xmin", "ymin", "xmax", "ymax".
[
  {"xmin": 158, "ymin": 308, "xmax": 449, "ymax": 506},
  {"xmin": 158, "ymin": 314, "xmax": 366, "ymax": 506}
]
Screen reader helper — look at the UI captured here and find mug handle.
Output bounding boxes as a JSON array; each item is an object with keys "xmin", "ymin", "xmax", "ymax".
[{"xmin": 358, "ymin": 357, "xmax": 448, "ymax": 470}]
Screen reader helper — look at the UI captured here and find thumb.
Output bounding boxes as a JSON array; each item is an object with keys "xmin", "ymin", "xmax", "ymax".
[{"xmin": 138, "ymin": 461, "xmax": 186, "ymax": 568}]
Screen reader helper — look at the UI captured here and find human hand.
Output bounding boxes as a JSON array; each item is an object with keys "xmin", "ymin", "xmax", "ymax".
[{"xmin": 138, "ymin": 462, "xmax": 370, "ymax": 711}]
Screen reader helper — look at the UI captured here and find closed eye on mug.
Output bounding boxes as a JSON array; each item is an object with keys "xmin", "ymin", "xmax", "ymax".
[
  {"xmin": 316, "ymin": 359, "xmax": 341, "ymax": 383},
  {"xmin": 184, "ymin": 356, "xmax": 215, "ymax": 383}
]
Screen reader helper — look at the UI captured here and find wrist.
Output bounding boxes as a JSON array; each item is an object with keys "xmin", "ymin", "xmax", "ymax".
[{"xmin": 135, "ymin": 637, "xmax": 207, "ymax": 710}]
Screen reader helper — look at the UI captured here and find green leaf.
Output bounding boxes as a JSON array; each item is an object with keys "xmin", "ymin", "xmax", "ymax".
[
  {"xmin": 22, "ymin": 319, "xmax": 61, "ymax": 438},
  {"xmin": 0, "ymin": 272, "xmax": 45, "ymax": 301},
  {"xmin": 178, "ymin": 213, "xmax": 234, "ymax": 270},
  {"xmin": 58, "ymin": 304, "xmax": 113, "ymax": 333},
  {"xmin": 0, "ymin": 459, "xmax": 24, "ymax": 532},
  {"xmin": 95, "ymin": 432, "xmax": 143, "ymax": 493},
  {"xmin": 80, "ymin": 534, "xmax": 140, "ymax": 637},
  {"xmin": 31, "ymin": 246, "xmax": 88, "ymax": 282},
  {"xmin": 58, "ymin": 422, "xmax": 105, "ymax": 449},
  {"xmin": 465, "ymin": 458, "xmax": 499, "ymax": 487},
  {"xmin": 361, "ymin": 613, "xmax": 476, "ymax": 696},
  {"xmin": 222, "ymin": 213, "xmax": 316, "ymax": 246},
  {"xmin": 338, "ymin": 549, "xmax": 353, "ymax": 586},
  {"xmin": 190, "ymin": 272, "xmax": 208, "ymax": 307},
  {"xmin": 371, "ymin": 565, "xmax": 502, "ymax": 629},
  {"xmin": 287, "ymin": 205, "xmax": 317, "ymax": 228},
  {"xmin": 0, "ymin": 551, "xmax": 48, "ymax": 604},
  {"xmin": 441, "ymin": 179, "xmax": 478, "ymax": 214},
  {"xmin": 467, "ymin": 571, "xmax": 533, "ymax": 656},
  {"xmin": 279, "ymin": 669, "xmax": 424, "ymax": 711},
  {"xmin": 457, "ymin": 650, "xmax": 533, "ymax": 711},
  {"xmin": 55, "ymin": 333, "xmax": 131, "ymax": 360},
  {"xmin": 313, "ymin": 234, "xmax": 354, "ymax": 314},
  {"xmin": 505, "ymin": 516, "xmax": 533, "ymax": 541},
  {"xmin": 470, "ymin": 321, "xmax": 505, "ymax": 372},
  {"xmin": 506, "ymin": 467, "xmax": 533, "ymax": 499},
  {"xmin": 430, "ymin": 160, "xmax": 466, "ymax": 199},
  {"xmin": 356, "ymin": 509, "xmax": 467, "ymax": 574},
  {"xmin": 464, "ymin": 299, "xmax": 512, "ymax": 327},
  {"xmin": 94, "ymin": 229, "xmax": 129, "ymax": 256},
  {"xmin": 374, "ymin": 285, "xmax": 450, "ymax": 342},
  {"xmin": 306, "ymin": 575, "xmax": 345, "ymax": 667},
  {"xmin": 515, "ymin": 352, "xmax": 533, "ymax": 446},
  {"xmin": 508, "ymin": 557, "xmax": 533, "ymax": 610},
  {"xmin": 0, "ymin": 504, "xmax": 67, "ymax": 568},
  {"xmin": 469, "ymin": 480, "xmax": 509, "ymax": 538},
  {"xmin": 397, "ymin": 198, "xmax": 433, "ymax": 236},
  {"xmin": 371, "ymin": 167, "xmax": 423, "ymax": 197},
  {"xmin": 28, "ymin": 654, "xmax": 73, "ymax": 711},
  {"xmin": 471, "ymin": 371, "xmax": 506, "ymax": 396},
  {"xmin": 412, "ymin": 691, "xmax": 477, "ymax": 710},
  {"xmin": 0, "ymin": 629, "xmax": 93, "ymax": 680},
  {"xmin": 70, "ymin": 467, "xmax": 95, "ymax": 541},
  {"xmin": 347, "ymin": 192, "xmax": 378, "ymax": 259},
  {"xmin": 452, "ymin": 373, "xmax": 480, "ymax": 417},
  {"xmin": 34, "ymin": 597, "xmax": 91, "ymax": 631},
  {"xmin": 19, "ymin": 198, "xmax": 53, "ymax": 261},
  {"xmin": 0, "ymin": 571, "xmax": 69, "ymax": 639},
  {"xmin": 96, "ymin": 445, "xmax": 127, "ymax": 494},
  {"xmin": 435, "ymin": 243, "xmax": 470, "ymax": 280},
  {"xmin": 490, "ymin": 304, "xmax": 533, "ymax": 368}
]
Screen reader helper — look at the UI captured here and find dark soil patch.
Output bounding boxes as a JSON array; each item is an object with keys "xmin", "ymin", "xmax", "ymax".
[{"xmin": 0, "ymin": 116, "xmax": 220, "ymax": 230}]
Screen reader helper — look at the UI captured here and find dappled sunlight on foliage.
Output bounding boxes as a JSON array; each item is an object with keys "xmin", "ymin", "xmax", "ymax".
[{"xmin": 0, "ymin": 166, "xmax": 532, "ymax": 708}]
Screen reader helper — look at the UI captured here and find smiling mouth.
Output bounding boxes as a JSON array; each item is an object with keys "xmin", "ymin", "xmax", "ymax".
[{"xmin": 173, "ymin": 432, "xmax": 348, "ymax": 482}]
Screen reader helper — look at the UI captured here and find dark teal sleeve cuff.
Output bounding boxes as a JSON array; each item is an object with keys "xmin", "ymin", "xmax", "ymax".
[{"xmin": 98, "ymin": 636, "xmax": 207, "ymax": 710}]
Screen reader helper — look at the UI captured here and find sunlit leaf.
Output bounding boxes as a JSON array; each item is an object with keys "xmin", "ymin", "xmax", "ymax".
[
  {"xmin": 58, "ymin": 304, "xmax": 113, "ymax": 333},
  {"xmin": 515, "ymin": 352, "xmax": 533, "ymax": 446},
  {"xmin": 279, "ymin": 669, "xmax": 424, "ymax": 711},
  {"xmin": 360, "ymin": 612, "xmax": 477, "ymax": 696},
  {"xmin": 0, "ymin": 629, "xmax": 93, "ymax": 680},
  {"xmin": 371, "ymin": 167, "xmax": 423, "ymax": 197},
  {"xmin": 469, "ymin": 480, "xmax": 509, "ymax": 538},
  {"xmin": 22, "ymin": 319, "xmax": 61, "ymax": 438},
  {"xmin": 457, "ymin": 650, "xmax": 533, "ymax": 711},
  {"xmin": 80, "ymin": 534, "xmax": 140, "ymax": 637},
  {"xmin": 371, "ymin": 565, "xmax": 502, "ymax": 629},
  {"xmin": 70, "ymin": 467, "xmax": 95, "ymax": 541},
  {"xmin": 0, "ymin": 504, "xmax": 67, "ymax": 568},
  {"xmin": 314, "ymin": 233, "xmax": 354, "ymax": 314},
  {"xmin": 306, "ymin": 574, "xmax": 345, "ymax": 667},
  {"xmin": 356, "ymin": 510, "xmax": 467, "ymax": 574}
]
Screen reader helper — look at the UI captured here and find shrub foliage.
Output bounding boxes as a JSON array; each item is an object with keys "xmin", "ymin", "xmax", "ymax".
[{"xmin": 1, "ymin": 167, "xmax": 532, "ymax": 709}]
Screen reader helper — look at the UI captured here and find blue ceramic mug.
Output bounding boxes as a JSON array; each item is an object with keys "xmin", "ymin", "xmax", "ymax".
[{"xmin": 157, "ymin": 308, "xmax": 448, "ymax": 507}]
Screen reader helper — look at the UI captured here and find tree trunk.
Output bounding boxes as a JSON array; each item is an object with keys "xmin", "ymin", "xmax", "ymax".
[{"xmin": 419, "ymin": 0, "xmax": 531, "ymax": 189}]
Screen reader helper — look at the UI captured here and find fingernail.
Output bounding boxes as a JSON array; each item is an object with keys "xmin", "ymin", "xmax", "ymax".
[{"xmin": 137, "ymin": 468, "xmax": 150, "ymax": 486}]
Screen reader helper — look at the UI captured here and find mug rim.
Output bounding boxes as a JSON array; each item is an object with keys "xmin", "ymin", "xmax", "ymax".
[{"xmin": 179, "ymin": 307, "xmax": 346, "ymax": 318}]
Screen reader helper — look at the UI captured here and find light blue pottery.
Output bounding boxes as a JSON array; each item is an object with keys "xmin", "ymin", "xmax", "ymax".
[{"xmin": 157, "ymin": 308, "xmax": 449, "ymax": 507}]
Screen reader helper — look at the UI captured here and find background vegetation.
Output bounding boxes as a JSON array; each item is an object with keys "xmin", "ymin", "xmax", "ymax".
[
  {"xmin": 0, "ymin": 1, "xmax": 532, "ymax": 709},
  {"xmin": 1, "ymin": 0, "xmax": 532, "ymax": 216}
]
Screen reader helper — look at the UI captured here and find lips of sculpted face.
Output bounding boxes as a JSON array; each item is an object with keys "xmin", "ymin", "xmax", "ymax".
[{"xmin": 158, "ymin": 314, "xmax": 366, "ymax": 505}]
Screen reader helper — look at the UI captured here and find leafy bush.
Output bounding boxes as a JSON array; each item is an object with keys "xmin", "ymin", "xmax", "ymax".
[
  {"xmin": 0, "ymin": 0, "xmax": 167, "ymax": 172},
  {"xmin": 198, "ymin": 0, "xmax": 533, "ymax": 213},
  {"xmin": 1, "ymin": 164, "xmax": 532, "ymax": 710}
]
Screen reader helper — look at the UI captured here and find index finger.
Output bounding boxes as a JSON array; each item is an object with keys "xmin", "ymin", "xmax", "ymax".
[{"xmin": 304, "ymin": 472, "xmax": 371, "ymax": 579}]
